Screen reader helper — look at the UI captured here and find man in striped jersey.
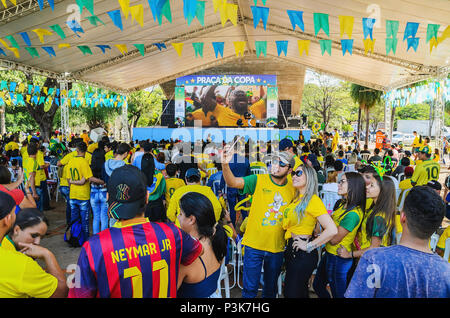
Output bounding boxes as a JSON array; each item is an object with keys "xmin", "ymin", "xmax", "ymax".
[{"xmin": 68, "ymin": 165, "xmax": 202, "ymax": 298}]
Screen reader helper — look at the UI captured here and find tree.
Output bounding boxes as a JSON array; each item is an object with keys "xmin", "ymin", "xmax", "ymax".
[
  {"xmin": 349, "ymin": 84, "xmax": 382, "ymax": 145},
  {"xmin": 302, "ymin": 72, "xmax": 353, "ymax": 131}
]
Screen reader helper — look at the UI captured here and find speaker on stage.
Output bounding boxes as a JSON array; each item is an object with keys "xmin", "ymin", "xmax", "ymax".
[{"xmin": 161, "ymin": 100, "xmax": 175, "ymax": 126}]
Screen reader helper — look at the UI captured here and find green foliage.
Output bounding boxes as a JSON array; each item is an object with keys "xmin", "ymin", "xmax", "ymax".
[
  {"xmin": 127, "ymin": 86, "xmax": 164, "ymax": 128},
  {"xmin": 349, "ymin": 84, "xmax": 383, "ymax": 109},
  {"xmin": 396, "ymin": 103, "xmax": 430, "ymax": 120}
]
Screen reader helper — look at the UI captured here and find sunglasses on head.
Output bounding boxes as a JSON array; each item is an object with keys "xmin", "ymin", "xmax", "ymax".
[{"xmin": 291, "ymin": 170, "xmax": 303, "ymax": 177}]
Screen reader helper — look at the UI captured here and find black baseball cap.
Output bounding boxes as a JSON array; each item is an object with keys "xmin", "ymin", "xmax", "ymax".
[
  {"xmin": 107, "ymin": 165, "xmax": 148, "ymax": 220},
  {"xmin": 185, "ymin": 168, "xmax": 201, "ymax": 180},
  {"xmin": 0, "ymin": 191, "xmax": 16, "ymax": 220}
]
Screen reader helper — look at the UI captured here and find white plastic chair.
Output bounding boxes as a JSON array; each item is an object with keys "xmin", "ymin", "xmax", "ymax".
[
  {"xmin": 206, "ymin": 167, "xmax": 218, "ymax": 179},
  {"xmin": 430, "ymin": 233, "xmax": 440, "ymax": 252},
  {"xmin": 320, "ymin": 190, "xmax": 342, "ymax": 213},
  {"xmin": 397, "ymin": 172, "xmax": 405, "ymax": 182},
  {"xmin": 443, "ymin": 238, "xmax": 450, "ymax": 262},
  {"xmin": 47, "ymin": 165, "xmax": 59, "ymax": 202},
  {"xmin": 346, "ymin": 164, "xmax": 355, "ymax": 172},
  {"xmin": 216, "ymin": 259, "xmax": 231, "ymax": 298},
  {"xmin": 397, "ymin": 188, "xmax": 411, "ymax": 212},
  {"xmin": 251, "ymin": 168, "xmax": 268, "ymax": 175}
]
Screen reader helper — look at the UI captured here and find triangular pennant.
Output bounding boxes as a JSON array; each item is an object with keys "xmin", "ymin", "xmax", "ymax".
[
  {"xmin": 403, "ymin": 22, "xmax": 419, "ymax": 41},
  {"xmin": 276, "ymin": 40, "xmax": 288, "ymax": 56},
  {"xmin": 429, "ymin": 37, "xmax": 438, "ymax": 53},
  {"xmin": 363, "ymin": 38, "xmax": 375, "ymax": 54},
  {"xmin": 130, "ymin": 4, "xmax": 144, "ymax": 27},
  {"xmin": 86, "ymin": 15, "xmax": 105, "ymax": 26},
  {"xmin": 5, "ymin": 35, "xmax": 19, "ymax": 49},
  {"xmin": 32, "ymin": 28, "xmax": 53, "ymax": 44},
  {"xmin": 313, "ymin": 13, "xmax": 329, "ymax": 36},
  {"xmin": 153, "ymin": 42, "xmax": 167, "ymax": 51},
  {"xmin": 253, "ymin": 0, "xmax": 267, "ymax": 5},
  {"xmin": 49, "ymin": 24, "xmax": 66, "ymax": 40},
  {"xmin": 118, "ymin": 0, "xmax": 130, "ymax": 18},
  {"xmin": 362, "ymin": 18, "xmax": 375, "ymax": 40},
  {"xmin": 67, "ymin": 20, "xmax": 84, "ymax": 37},
  {"xmin": 107, "ymin": 10, "xmax": 123, "ymax": 31},
  {"xmin": 251, "ymin": 6, "xmax": 269, "ymax": 30},
  {"xmin": 340, "ymin": 39, "xmax": 353, "ymax": 55},
  {"xmin": 172, "ymin": 43, "xmax": 184, "ymax": 56},
  {"xmin": 186, "ymin": 1, "xmax": 205, "ymax": 26},
  {"xmin": 96, "ymin": 45, "xmax": 111, "ymax": 53},
  {"xmin": 255, "ymin": 41, "xmax": 267, "ymax": 58},
  {"xmin": 78, "ymin": 45, "xmax": 93, "ymax": 55},
  {"xmin": 385, "ymin": 37, "xmax": 398, "ymax": 55},
  {"xmin": 298, "ymin": 40, "xmax": 310, "ymax": 56},
  {"xmin": 212, "ymin": 41, "xmax": 224, "ymax": 58},
  {"xmin": 148, "ymin": 0, "xmax": 172, "ymax": 25},
  {"xmin": 19, "ymin": 32, "xmax": 31, "ymax": 46},
  {"xmin": 76, "ymin": 0, "xmax": 94, "ymax": 15},
  {"xmin": 58, "ymin": 43, "xmax": 71, "ymax": 49},
  {"xmin": 115, "ymin": 44, "xmax": 128, "ymax": 55},
  {"xmin": 42, "ymin": 46, "xmax": 56, "ymax": 57},
  {"xmin": 339, "ymin": 16, "xmax": 354, "ymax": 38},
  {"xmin": 233, "ymin": 41, "xmax": 246, "ymax": 57},
  {"xmin": 319, "ymin": 39, "xmax": 332, "ymax": 55},
  {"xmin": 219, "ymin": 2, "xmax": 237, "ymax": 26},
  {"xmin": 0, "ymin": 48, "xmax": 4, "ymax": 57},
  {"xmin": 8, "ymin": 47, "xmax": 19, "ymax": 58},
  {"xmin": 133, "ymin": 44, "xmax": 145, "ymax": 56},
  {"xmin": 192, "ymin": 42, "xmax": 204, "ymax": 57},
  {"xmin": 37, "ymin": 0, "xmax": 44, "ymax": 10},
  {"xmin": 406, "ymin": 37, "xmax": 419, "ymax": 52},
  {"xmin": 183, "ymin": 0, "xmax": 197, "ymax": 21},
  {"xmin": 286, "ymin": 10, "xmax": 304, "ymax": 32},
  {"xmin": 386, "ymin": 20, "xmax": 399, "ymax": 38},
  {"xmin": 426, "ymin": 24, "xmax": 440, "ymax": 43},
  {"xmin": 212, "ymin": 0, "xmax": 222, "ymax": 13}
]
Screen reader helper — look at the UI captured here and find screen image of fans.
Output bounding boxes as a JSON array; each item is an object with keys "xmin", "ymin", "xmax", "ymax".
[{"xmin": 177, "ymin": 75, "xmax": 277, "ymax": 127}]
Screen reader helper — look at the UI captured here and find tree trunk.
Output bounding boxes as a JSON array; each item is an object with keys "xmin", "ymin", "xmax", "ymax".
[
  {"xmin": 390, "ymin": 106, "xmax": 396, "ymax": 142},
  {"xmin": 0, "ymin": 105, "xmax": 5, "ymax": 135},
  {"xmin": 357, "ymin": 107, "xmax": 362, "ymax": 141},
  {"xmin": 365, "ymin": 106, "xmax": 370, "ymax": 146}
]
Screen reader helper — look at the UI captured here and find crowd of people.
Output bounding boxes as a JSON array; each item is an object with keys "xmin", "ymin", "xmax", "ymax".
[{"xmin": 0, "ymin": 128, "xmax": 449, "ymax": 299}]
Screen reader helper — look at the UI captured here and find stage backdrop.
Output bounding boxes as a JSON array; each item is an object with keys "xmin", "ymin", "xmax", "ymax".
[{"xmin": 175, "ymin": 75, "xmax": 277, "ymax": 127}]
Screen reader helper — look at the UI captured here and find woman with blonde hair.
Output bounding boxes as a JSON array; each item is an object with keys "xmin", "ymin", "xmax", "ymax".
[{"xmin": 282, "ymin": 164, "xmax": 338, "ymax": 298}]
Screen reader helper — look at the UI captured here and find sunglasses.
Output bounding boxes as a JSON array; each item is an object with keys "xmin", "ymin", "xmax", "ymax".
[
  {"xmin": 291, "ymin": 170, "xmax": 303, "ymax": 177},
  {"xmin": 271, "ymin": 160, "xmax": 288, "ymax": 168}
]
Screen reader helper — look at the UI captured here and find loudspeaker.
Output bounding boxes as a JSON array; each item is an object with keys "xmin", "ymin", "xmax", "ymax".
[
  {"xmin": 161, "ymin": 100, "xmax": 175, "ymax": 126},
  {"xmin": 279, "ymin": 100, "xmax": 292, "ymax": 116}
]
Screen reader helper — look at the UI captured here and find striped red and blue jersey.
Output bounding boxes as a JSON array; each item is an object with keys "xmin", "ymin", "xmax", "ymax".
[{"xmin": 68, "ymin": 218, "xmax": 202, "ymax": 298}]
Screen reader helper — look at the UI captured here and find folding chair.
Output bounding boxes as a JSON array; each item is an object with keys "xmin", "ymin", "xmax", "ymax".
[
  {"xmin": 429, "ymin": 233, "xmax": 440, "ymax": 252},
  {"xmin": 397, "ymin": 172, "xmax": 405, "ymax": 182},
  {"xmin": 320, "ymin": 190, "xmax": 342, "ymax": 213},
  {"xmin": 47, "ymin": 165, "xmax": 60, "ymax": 202},
  {"xmin": 397, "ymin": 188, "xmax": 410, "ymax": 212}
]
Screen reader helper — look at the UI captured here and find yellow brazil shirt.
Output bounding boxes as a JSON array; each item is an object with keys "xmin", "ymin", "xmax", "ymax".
[
  {"xmin": 87, "ymin": 142, "xmax": 98, "ymax": 154},
  {"xmin": 0, "ymin": 235, "xmax": 16, "ymax": 251},
  {"xmin": 167, "ymin": 184, "xmax": 222, "ymax": 227},
  {"xmin": 357, "ymin": 208, "xmax": 391, "ymax": 249},
  {"xmin": 20, "ymin": 145, "xmax": 28, "ymax": 158},
  {"xmin": 36, "ymin": 150, "xmax": 47, "ymax": 183},
  {"xmin": 0, "ymin": 245, "xmax": 58, "ymax": 298},
  {"xmin": 436, "ymin": 227, "xmax": 449, "ymax": 262},
  {"xmin": 105, "ymin": 150, "xmax": 114, "ymax": 161},
  {"xmin": 164, "ymin": 177, "xmax": 186, "ymax": 207},
  {"xmin": 23, "ymin": 156, "xmax": 39, "ymax": 187},
  {"xmin": 411, "ymin": 159, "xmax": 440, "ymax": 186},
  {"xmin": 325, "ymin": 203, "xmax": 363, "ymax": 255},
  {"xmin": 5, "ymin": 141, "xmax": 19, "ymax": 152},
  {"xmin": 282, "ymin": 194, "xmax": 328, "ymax": 240},
  {"xmin": 59, "ymin": 152, "xmax": 92, "ymax": 187},
  {"xmin": 67, "ymin": 156, "xmax": 93, "ymax": 201},
  {"xmin": 239, "ymin": 174, "xmax": 296, "ymax": 253}
]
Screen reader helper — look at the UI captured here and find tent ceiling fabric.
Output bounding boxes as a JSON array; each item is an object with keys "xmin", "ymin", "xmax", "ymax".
[{"xmin": 0, "ymin": 0, "xmax": 449, "ymax": 93}]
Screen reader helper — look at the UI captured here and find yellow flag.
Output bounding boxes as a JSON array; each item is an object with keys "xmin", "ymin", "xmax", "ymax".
[
  {"xmin": 130, "ymin": 4, "xmax": 144, "ymax": 27},
  {"xmin": 212, "ymin": 0, "xmax": 225, "ymax": 13},
  {"xmin": 226, "ymin": 3, "xmax": 238, "ymax": 26},
  {"xmin": 118, "ymin": 0, "xmax": 130, "ymax": 19},
  {"xmin": 233, "ymin": 41, "xmax": 246, "ymax": 57},
  {"xmin": 9, "ymin": 0, "xmax": 16, "ymax": 5},
  {"xmin": 172, "ymin": 43, "xmax": 184, "ymax": 57},
  {"xmin": 8, "ymin": 47, "xmax": 19, "ymax": 58},
  {"xmin": 115, "ymin": 44, "xmax": 128, "ymax": 55},
  {"xmin": 0, "ymin": 38, "xmax": 9, "ymax": 48},
  {"xmin": 17, "ymin": 83, "xmax": 25, "ymax": 93},
  {"xmin": 298, "ymin": 40, "xmax": 310, "ymax": 56},
  {"xmin": 43, "ymin": 87, "xmax": 48, "ymax": 95},
  {"xmin": 339, "ymin": 16, "xmax": 354, "ymax": 38},
  {"xmin": 1, "ymin": 0, "xmax": 7, "ymax": 8},
  {"xmin": 58, "ymin": 43, "xmax": 71, "ymax": 49},
  {"xmin": 437, "ymin": 25, "xmax": 450, "ymax": 44},
  {"xmin": 26, "ymin": 95, "xmax": 31, "ymax": 103},
  {"xmin": 363, "ymin": 38, "xmax": 375, "ymax": 54},
  {"xmin": 32, "ymin": 28, "xmax": 53, "ymax": 44}
]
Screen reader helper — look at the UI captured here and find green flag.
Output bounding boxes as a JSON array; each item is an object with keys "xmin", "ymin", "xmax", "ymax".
[
  {"xmin": 50, "ymin": 24, "xmax": 66, "ymax": 40},
  {"xmin": 25, "ymin": 47, "xmax": 39, "ymax": 57},
  {"xmin": 385, "ymin": 37, "xmax": 398, "ymax": 55},
  {"xmin": 192, "ymin": 42, "xmax": 204, "ymax": 57},
  {"xmin": 319, "ymin": 39, "xmax": 332, "ymax": 55},
  {"xmin": 5, "ymin": 35, "xmax": 20, "ymax": 49},
  {"xmin": 133, "ymin": 44, "xmax": 145, "ymax": 56},
  {"xmin": 426, "ymin": 24, "xmax": 440, "ymax": 43},
  {"xmin": 77, "ymin": 45, "xmax": 93, "ymax": 55},
  {"xmin": 386, "ymin": 20, "xmax": 399, "ymax": 38},
  {"xmin": 314, "ymin": 13, "xmax": 329, "ymax": 36},
  {"xmin": 86, "ymin": 15, "xmax": 105, "ymax": 26},
  {"xmin": 255, "ymin": 41, "xmax": 267, "ymax": 58}
]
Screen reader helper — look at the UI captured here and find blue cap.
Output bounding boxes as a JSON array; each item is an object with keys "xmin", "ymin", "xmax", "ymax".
[
  {"xmin": 185, "ymin": 168, "xmax": 201, "ymax": 179},
  {"xmin": 279, "ymin": 138, "xmax": 293, "ymax": 151}
]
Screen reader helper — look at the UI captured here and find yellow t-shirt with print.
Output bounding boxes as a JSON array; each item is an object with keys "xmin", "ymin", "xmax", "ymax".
[
  {"xmin": 357, "ymin": 208, "xmax": 391, "ymax": 249},
  {"xmin": 436, "ymin": 227, "xmax": 450, "ymax": 262},
  {"xmin": 282, "ymin": 194, "xmax": 328, "ymax": 239},
  {"xmin": 59, "ymin": 152, "xmax": 92, "ymax": 187},
  {"xmin": 0, "ymin": 246, "xmax": 58, "ymax": 298},
  {"xmin": 326, "ymin": 204, "xmax": 363, "ymax": 255},
  {"xmin": 36, "ymin": 150, "xmax": 47, "ymax": 183},
  {"xmin": 239, "ymin": 173, "xmax": 296, "ymax": 253},
  {"xmin": 164, "ymin": 177, "xmax": 186, "ymax": 207},
  {"xmin": 67, "ymin": 156, "xmax": 93, "ymax": 201},
  {"xmin": 23, "ymin": 156, "xmax": 39, "ymax": 187},
  {"xmin": 411, "ymin": 159, "xmax": 440, "ymax": 186},
  {"xmin": 167, "ymin": 184, "xmax": 222, "ymax": 227}
]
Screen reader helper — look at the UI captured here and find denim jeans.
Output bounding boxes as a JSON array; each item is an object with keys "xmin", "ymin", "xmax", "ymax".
[
  {"xmin": 59, "ymin": 186, "xmax": 71, "ymax": 225},
  {"xmin": 70, "ymin": 199, "xmax": 90, "ymax": 243},
  {"xmin": 242, "ymin": 246, "xmax": 284, "ymax": 298},
  {"xmin": 29, "ymin": 186, "xmax": 42, "ymax": 212},
  {"xmin": 40, "ymin": 180, "xmax": 50, "ymax": 210},
  {"xmin": 90, "ymin": 187, "xmax": 108, "ymax": 235},
  {"xmin": 313, "ymin": 251, "xmax": 354, "ymax": 298}
]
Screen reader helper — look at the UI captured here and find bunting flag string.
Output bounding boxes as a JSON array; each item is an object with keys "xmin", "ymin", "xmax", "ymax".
[
  {"xmin": 403, "ymin": 22, "xmax": 419, "ymax": 41},
  {"xmin": 212, "ymin": 41, "xmax": 224, "ymax": 58},
  {"xmin": 251, "ymin": 6, "xmax": 270, "ymax": 30},
  {"xmin": 339, "ymin": 16, "xmax": 354, "ymax": 38},
  {"xmin": 76, "ymin": 0, "xmax": 94, "ymax": 15},
  {"xmin": 67, "ymin": 20, "xmax": 84, "ymax": 37},
  {"xmin": 287, "ymin": 10, "xmax": 304, "ymax": 32},
  {"xmin": 275, "ymin": 40, "xmax": 288, "ymax": 56},
  {"xmin": 148, "ymin": 0, "xmax": 172, "ymax": 25},
  {"xmin": 233, "ymin": 41, "xmax": 246, "ymax": 57},
  {"xmin": 130, "ymin": 4, "xmax": 144, "ymax": 27},
  {"xmin": 363, "ymin": 38, "xmax": 375, "ymax": 54},
  {"xmin": 340, "ymin": 39, "xmax": 353, "ymax": 55},
  {"xmin": 108, "ymin": 9, "xmax": 123, "ymax": 31},
  {"xmin": 192, "ymin": 42, "xmax": 204, "ymax": 57},
  {"xmin": 362, "ymin": 18, "xmax": 375, "ymax": 40},
  {"xmin": 313, "ymin": 13, "xmax": 330, "ymax": 36},
  {"xmin": 255, "ymin": 41, "xmax": 267, "ymax": 58},
  {"xmin": 298, "ymin": 40, "xmax": 310, "ymax": 56},
  {"xmin": 319, "ymin": 39, "xmax": 332, "ymax": 55},
  {"xmin": 172, "ymin": 42, "xmax": 184, "ymax": 56}
]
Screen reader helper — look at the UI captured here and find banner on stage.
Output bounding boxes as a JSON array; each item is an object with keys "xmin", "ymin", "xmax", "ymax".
[
  {"xmin": 176, "ymin": 75, "xmax": 277, "ymax": 127},
  {"xmin": 174, "ymin": 86, "xmax": 186, "ymax": 125},
  {"xmin": 266, "ymin": 87, "xmax": 279, "ymax": 127}
]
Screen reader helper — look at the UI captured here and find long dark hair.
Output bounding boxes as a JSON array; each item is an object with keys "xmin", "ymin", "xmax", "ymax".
[
  {"xmin": 179, "ymin": 192, "xmax": 227, "ymax": 263},
  {"xmin": 338, "ymin": 172, "xmax": 366, "ymax": 215},
  {"xmin": 365, "ymin": 176, "xmax": 396, "ymax": 245},
  {"xmin": 141, "ymin": 153, "xmax": 155, "ymax": 188}
]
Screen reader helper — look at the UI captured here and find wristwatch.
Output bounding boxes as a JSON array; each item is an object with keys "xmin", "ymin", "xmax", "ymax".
[{"xmin": 305, "ymin": 242, "xmax": 315, "ymax": 253}]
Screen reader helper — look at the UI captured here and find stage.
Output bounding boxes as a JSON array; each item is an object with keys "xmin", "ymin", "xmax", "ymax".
[{"xmin": 132, "ymin": 127, "xmax": 311, "ymax": 143}]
